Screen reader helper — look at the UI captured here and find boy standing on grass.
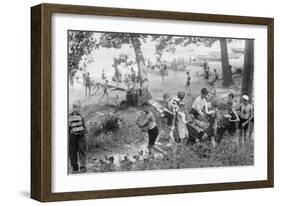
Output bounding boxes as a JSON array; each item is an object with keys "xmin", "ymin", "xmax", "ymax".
[
  {"xmin": 204, "ymin": 66, "xmax": 210, "ymax": 80},
  {"xmin": 201, "ymin": 101, "xmax": 219, "ymax": 148},
  {"xmin": 249, "ymin": 103, "xmax": 254, "ymax": 140},
  {"xmin": 237, "ymin": 95, "xmax": 252, "ymax": 145},
  {"xmin": 214, "ymin": 69, "xmax": 219, "ymax": 80},
  {"xmin": 69, "ymin": 102, "xmax": 87, "ymax": 173},
  {"xmin": 185, "ymin": 71, "xmax": 191, "ymax": 95},
  {"xmin": 101, "ymin": 69, "xmax": 106, "ymax": 82},
  {"xmin": 85, "ymin": 72, "xmax": 91, "ymax": 98},
  {"xmin": 162, "ymin": 93, "xmax": 177, "ymax": 146},
  {"xmin": 162, "ymin": 93, "xmax": 176, "ymax": 142},
  {"xmin": 131, "ymin": 67, "xmax": 137, "ymax": 88},
  {"xmin": 99, "ymin": 80, "xmax": 109, "ymax": 103},
  {"xmin": 177, "ymin": 102, "xmax": 189, "ymax": 145},
  {"xmin": 226, "ymin": 102, "xmax": 240, "ymax": 135},
  {"xmin": 138, "ymin": 105, "xmax": 167, "ymax": 156},
  {"xmin": 203, "ymin": 60, "xmax": 208, "ymax": 71}
]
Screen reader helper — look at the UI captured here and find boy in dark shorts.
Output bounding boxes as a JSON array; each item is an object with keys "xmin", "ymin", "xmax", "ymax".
[
  {"xmin": 185, "ymin": 71, "xmax": 191, "ymax": 95},
  {"xmin": 204, "ymin": 66, "xmax": 210, "ymax": 80},
  {"xmin": 68, "ymin": 102, "xmax": 87, "ymax": 173},
  {"xmin": 225, "ymin": 102, "xmax": 240, "ymax": 136},
  {"xmin": 101, "ymin": 69, "xmax": 106, "ymax": 81},
  {"xmin": 138, "ymin": 106, "xmax": 167, "ymax": 156},
  {"xmin": 217, "ymin": 102, "xmax": 240, "ymax": 144},
  {"xmin": 203, "ymin": 60, "xmax": 208, "ymax": 71},
  {"xmin": 237, "ymin": 95, "xmax": 252, "ymax": 145},
  {"xmin": 214, "ymin": 69, "xmax": 219, "ymax": 80}
]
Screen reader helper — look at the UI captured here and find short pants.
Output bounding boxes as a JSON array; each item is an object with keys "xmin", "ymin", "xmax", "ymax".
[
  {"xmin": 148, "ymin": 126, "xmax": 159, "ymax": 146},
  {"xmin": 164, "ymin": 111, "xmax": 175, "ymax": 127},
  {"xmin": 239, "ymin": 118, "xmax": 249, "ymax": 130}
]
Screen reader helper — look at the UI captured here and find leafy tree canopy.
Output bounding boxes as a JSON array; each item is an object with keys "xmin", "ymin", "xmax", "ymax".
[
  {"xmin": 152, "ymin": 35, "xmax": 235, "ymax": 57},
  {"xmin": 99, "ymin": 33, "xmax": 148, "ymax": 49},
  {"xmin": 68, "ymin": 31, "xmax": 99, "ymax": 80}
]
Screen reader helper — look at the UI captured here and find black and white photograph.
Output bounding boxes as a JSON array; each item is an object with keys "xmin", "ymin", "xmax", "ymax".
[{"xmin": 68, "ymin": 30, "xmax": 255, "ymax": 174}]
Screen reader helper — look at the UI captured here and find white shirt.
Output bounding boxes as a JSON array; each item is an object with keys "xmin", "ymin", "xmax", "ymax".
[
  {"xmin": 192, "ymin": 96, "xmax": 207, "ymax": 114},
  {"xmin": 143, "ymin": 112, "xmax": 157, "ymax": 130}
]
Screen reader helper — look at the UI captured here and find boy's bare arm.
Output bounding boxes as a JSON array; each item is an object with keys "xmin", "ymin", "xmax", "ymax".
[
  {"xmin": 163, "ymin": 108, "xmax": 174, "ymax": 115},
  {"xmin": 244, "ymin": 107, "xmax": 253, "ymax": 125},
  {"xmin": 229, "ymin": 109, "xmax": 240, "ymax": 122},
  {"xmin": 204, "ymin": 108, "xmax": 214, "ymax": 116},
  {"xmin": 82, "ymin": 116, "xmax": 88, "ymax": 133}
]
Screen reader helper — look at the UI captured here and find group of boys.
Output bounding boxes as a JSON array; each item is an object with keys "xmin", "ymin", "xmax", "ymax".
[
  {"xmin": 83, "ymin": 71, "xmax": 110, "ymax": 102},
  {"xmin": 68, "ymin": 86, "xmax": 254, "ymax": 173},
  {"xmin": 202, "ymin": 60, "xmax": 219, "ymax": 82},
  {"xmin": 162, "ymin": 87, "xmax": 254, "ymax": 148}
]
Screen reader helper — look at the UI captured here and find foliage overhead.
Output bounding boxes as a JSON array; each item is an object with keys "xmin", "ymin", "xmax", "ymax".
[
  {"xmin": 112, "ymin": 53, "xmax": 135, "ymax": 69},
  {"xmin": 68, "ymin": 31, "xmax": 99, "ymax": 79},
  {"xmin": 152, "ymin": 35, "xmax": 235, "ymax": 57},
  {"xmin": 99, "ymin": 33, "xmax": 148, "ymax": 49}
]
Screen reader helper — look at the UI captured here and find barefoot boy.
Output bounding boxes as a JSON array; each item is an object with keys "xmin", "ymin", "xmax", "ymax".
[
  {"xmin": 138, "ymin": 105, "xmax": 167, "ymax": 156},
  {"xmin": 185, "ymin": 71, "xmax": 191, "ymax": 95},
  {"xmin": 237, "ymin": 95, "xmax": 252, "ymax": 145},
  {"xmin": 202, "ymin": 101, "xmax": 219, "ymax": 148}
]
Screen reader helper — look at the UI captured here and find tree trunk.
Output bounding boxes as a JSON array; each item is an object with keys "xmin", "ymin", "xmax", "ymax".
[
  {"xmin": 241, "ymin": 40, "xmax": 254, "ymax": 102},
  {"xmin": 130, "ymin": 35, "xmax": 147, "ymax": 88},
  {"xmin": 69, "ymin": 69, "xmax": 74, "ymax": 86},
  {"xmin": 219, "ymin": 38, "xmax": 233, "ymax": 87}
]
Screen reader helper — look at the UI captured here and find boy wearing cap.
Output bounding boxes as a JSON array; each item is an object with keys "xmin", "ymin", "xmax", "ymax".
[
  {"xmin": 237, "ymin": 95, "xmax": 252, "ymax": 144},
  {"xmin": 69, "ymin": 102, "xmax": 87, "ymax": 173}
]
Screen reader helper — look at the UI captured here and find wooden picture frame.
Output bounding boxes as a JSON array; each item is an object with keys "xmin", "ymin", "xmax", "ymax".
[{"xmin": 31, "ymin": 3, "xmax": 274, "ymax": 202}]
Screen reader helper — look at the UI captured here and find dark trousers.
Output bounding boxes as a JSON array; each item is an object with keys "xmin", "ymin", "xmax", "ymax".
[{"xmin": 69, "ymin": 134, "xmax": 87, "ymax": 171}]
